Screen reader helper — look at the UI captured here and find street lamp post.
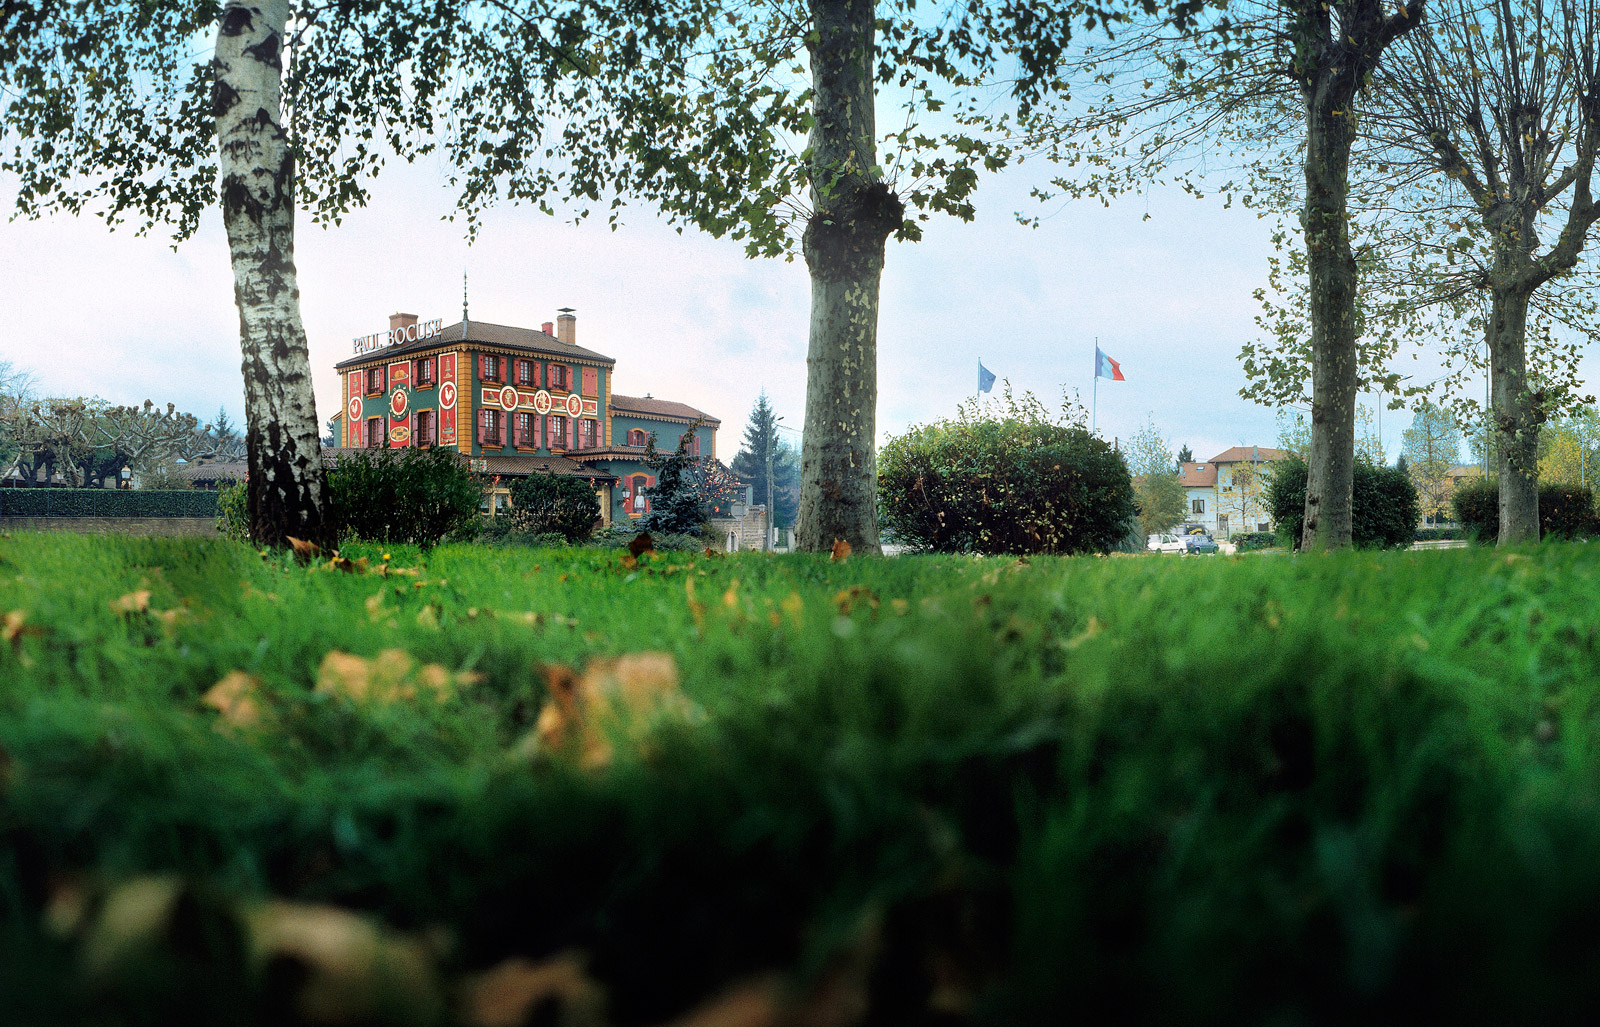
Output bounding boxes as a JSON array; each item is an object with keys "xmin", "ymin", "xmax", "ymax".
[{"xmin": 766, "ymin": 416, "xmax": 780, "ymax": 552}]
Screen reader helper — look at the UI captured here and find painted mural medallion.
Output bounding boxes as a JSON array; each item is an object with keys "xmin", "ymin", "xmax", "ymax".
[
  {"xmin": 533, "ymin": 390, "xmax": 552, "ymax": 415},
  {"xmin": 498, "ymin": 384, "xmax": 519, "ymax": 410},
  {"xmin": 439, "ymin": 381, "xmax": 457, "ymax": 409},
  {"xmin": 347, "ymin": 395, "xmax": 363, "ymax": 421},
  {"xmin": 389, "ymin": 387, "xmax": 409, "ymax": 418},
  {"xmin": 390, "ymin": 426, "xmax": 411, "ymax": 443},
  {"xmin": 565, "ymin": 392, "xmax": 584, "ymax": 417}
]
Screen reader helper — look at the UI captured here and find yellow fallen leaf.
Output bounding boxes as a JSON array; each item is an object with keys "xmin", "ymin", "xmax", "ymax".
[
  {"xmin": 204, "ymin": 671, "xmax": 264, "ymax": 729},
  {"xmin": 460, "ymin": 953, "xmax": 600, "ymax": 1027},
  {"xmin": 109, "ymin": 590, "xmax": 152, "ymax": 615},
  {"xmin": 533, "ymin": 652, "xmax": 689, "ymax": 769},
  {"xmin": 287, "ymin": 536, "xmax": 321, "ymax": 563},
  {"xmin": 830, "ymin": 538, "xmax": 852, "ymax": 562}
]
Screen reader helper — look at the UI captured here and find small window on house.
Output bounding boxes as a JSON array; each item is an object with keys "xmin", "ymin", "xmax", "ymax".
[
  {"xmin": 627, "ymin": 429, "xmax": 646, "ymax": 447},
  {"xmin": 481, "ymin": 355, "xmax": 500, "ymax": 382},
  {"xmin": 515, "ymin": 412, "xmax": 535, "ymax": 448},
  {"xmin": 551, "ymin": 417, "xmax": 567, "ymax": 448},
  {"xmin": 415, "ymin": 409, "xmax": 433, "ymax": 446},
  {"xmin": 1192, "ymin": 498, "xmax": 1205, "ymax": 515},
  {"xmin": 367, "ymin": 417, "xmax": 385, "ymax": 448},
  {"xmin": 515, "ymin": 359, "xmax": 534, "ymax": 386}
]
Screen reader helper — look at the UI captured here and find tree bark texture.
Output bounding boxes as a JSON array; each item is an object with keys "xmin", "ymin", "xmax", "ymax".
[
  {"xmin": 214, "ymin": 0, "xmax": 331, "ymax": 548},
  {"xmin": 795, "ymin": 0, "xmax": 903, "ymax": 556},
  {"xmin": 1299, "ymin": 80, "xmax": 1359, "ymax": 551},
  {"xmin": 1489, "ymin": 283, "xmax": 1539, "ymax": 543},
  {"xmin": 1294, "ymin": 0, "xmax": 1423, "ymax": 552}
]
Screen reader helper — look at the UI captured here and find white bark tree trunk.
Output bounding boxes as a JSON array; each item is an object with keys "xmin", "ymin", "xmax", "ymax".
[{"xmin": 214, "ymin": 0, "xmax": 331, "ymax": 547}]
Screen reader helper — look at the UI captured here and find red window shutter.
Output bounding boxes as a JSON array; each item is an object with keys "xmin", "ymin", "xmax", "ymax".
[{"xmin": 582, "ymin": 367, "xmax": 596, "ymax": 396}]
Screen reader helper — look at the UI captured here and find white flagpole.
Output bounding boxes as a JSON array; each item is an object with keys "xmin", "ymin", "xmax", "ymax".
[{"xmin": 1093, "ymin": 337, "xmax": 1099, "ymax": 432}]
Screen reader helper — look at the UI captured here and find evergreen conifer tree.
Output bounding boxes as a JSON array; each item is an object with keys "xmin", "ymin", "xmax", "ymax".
[{"xmin": 730, "ymin": 392, "xmax": 800, "ymax": 529}]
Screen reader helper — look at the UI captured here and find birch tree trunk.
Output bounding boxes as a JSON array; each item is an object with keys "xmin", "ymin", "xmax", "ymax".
[
  {"xmin": 213, "ymin": 0, "xmax": 331, "ymax": 548},
  {"xmin": 795, "ymin": 0, "xmax": 903, "ymax": 556},
  {"xmin": 1489, "ymin": 285, "xmax": 1539, "ymax": 543}
]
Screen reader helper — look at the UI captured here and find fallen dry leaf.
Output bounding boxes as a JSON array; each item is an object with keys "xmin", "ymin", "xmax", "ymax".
[
  {"xmin": 108, "ymin": 590, "xmax": 152, "ymax": 616},
  {"xmin": 830, "ymin": 539, "xmax": 851, "ymax": 562},
  {"xmin": 204, "ymin": 671, "xmax": 265, "ymax": 730},
  {"xmin": 532, "ymin": 652, "xmax": 689, "ymax": 769},
  {"xmin": 287, "ymin": 536, "xmax": 322, "ymax": 564},
  {"xmin": 629, "ymin": 532, "xmax": 656, "ymax": 558},
  {"xmin": 317, "ymin": 650, "xmax": 474, "ymax": 705},
  {"xmin": 247, "ymin": 899, "xmax": 440, "ymax": 1025},
  {"xmin": 665, "ymin": 975, "xmax": 784, "ymax": 1027},
  {"xmin": 460, "ymin": 953, "xmax": 602, "ymax": 1027}
]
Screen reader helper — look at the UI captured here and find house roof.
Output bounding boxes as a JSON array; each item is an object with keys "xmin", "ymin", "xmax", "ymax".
[
  {"xmin": 334, "ymin": 320, "xmax": 614, "ymax": 370},
  {"xmin": 1180, "ymin": 461, "xmax": 1218, "ymax": 488},
  {"xmin": 173, "ymin": 461, "xmax": 247, "ymax": 484},
  {"xmin": 566, "ymin": 445, "xmax": 649, "ymax": 463},
  {"xmin": 479, "ymin": 455, "xmax": 616, "ymax": 481},
  {"xmin": 609, "ymin": 394, "xmax": 721, "ymax": 425},
  {"xmin": 1206, "ymin": 446, "xmax": 1289, "ymax": 465}
]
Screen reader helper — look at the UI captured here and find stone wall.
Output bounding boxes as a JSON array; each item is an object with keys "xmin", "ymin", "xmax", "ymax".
[
  {"xmin": 0, "ymin": 517, "xmax": 220, "ymax": 538},
  {"xmin": 708, "ymin": 507, "xmax": 769, "ymax": 552}
]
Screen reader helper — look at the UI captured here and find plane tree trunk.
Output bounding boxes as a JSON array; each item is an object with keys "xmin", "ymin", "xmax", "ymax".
[
  {"xmin": 213, "ymin": 0, "xmax": 331, "ymax": 548},
  {"xmin": 795, "ymin": 0, "xmax": 903, "ymax": 555}
]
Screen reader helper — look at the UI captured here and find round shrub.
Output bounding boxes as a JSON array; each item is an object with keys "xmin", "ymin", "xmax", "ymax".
[
  {"xmin": 507, "ymin": 473, "xmax": 601, "ymax": 542},
  {"xmin": 878, "ymin": 393, "xmax": 1135, "ymax": 555},
  {"xmin": 327, "ymin": 446, "xmax": 482, "ymax": 547},
  {"xmin": 1267, "ymin": 457, "xmax": 1419, "ymax": 549}
]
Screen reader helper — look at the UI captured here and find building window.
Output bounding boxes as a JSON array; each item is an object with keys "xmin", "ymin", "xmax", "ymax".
[
  {"xmin": 551, "ymin": 364, "xmax": 569, "ymax": 391},
  {"xmin": 627, "ymin": 429, "xmax": 646, "ymax": 447},
  {"xmin": 479, "ymin": 409, "xmax": 502, "ymax": 447},
  {"xmin": 415, "ymin": 409, "xmax": 434, "ymax": 447},
  {"xmin": 480, "ymin": 355, "xmax": 501, "ymax": 383},
  {"xmin": 515, "ymin": 411, "xmax": 536, "ymax": 448},
  {"xmin": 365, "ymin": 367, "xmax": 383, "ymax": 395},
  {"xmin": 416, "ymin": 358, "xmax": 435, "ymax": 387},
  {"xmin": 1192, "ymin": 498, "xmax": 1205, "ymax": 515},
  {"xmin": 515, "ymin": 359, "xmax": 535, "ymax": 386},
  {"xmin": 550, "ymin": 416, "xmax": 567, "ymax": 449},
  {"xmin": 578, "ymin": 418, "xmax": 597, "ymax": 449},
  {"xmin": 685, "ymin": 433, "xmax": 700, "ymax": 457},
  {"xmin": 367, "ymin": 417, "xmax": 385, "ymax": 448}
]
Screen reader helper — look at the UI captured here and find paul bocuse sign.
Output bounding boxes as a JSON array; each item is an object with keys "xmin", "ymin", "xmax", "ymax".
[{"xmin": 352, "ymin": 318, "xmax": 444, "ymax": 355}]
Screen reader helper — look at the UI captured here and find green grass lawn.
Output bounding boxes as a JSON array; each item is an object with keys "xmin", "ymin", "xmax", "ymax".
[{"xmin": 4, "ymin": 533, "xmax": 1600, "ymax": 1024}]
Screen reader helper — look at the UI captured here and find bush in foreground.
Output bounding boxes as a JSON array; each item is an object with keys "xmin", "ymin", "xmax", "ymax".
[
  {"xmin": 327, "ymin": 446, "xmax": 481, "ymax": 547},
  {"xmin": 507, "ymin": 472, "xmax": 601, "ymax": 542},
  {"xmin": 1268, "ymin": 456, "xmax": 1419, "ymax": 549},
  {"xmin": 878, "ymin": 389, "xmax": 1135, "ymax": 555}
]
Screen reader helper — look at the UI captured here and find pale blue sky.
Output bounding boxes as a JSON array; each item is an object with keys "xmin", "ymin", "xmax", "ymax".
[{"xmin": 0, "ymin": 147, "xmax": 1513, "ymax": 467}]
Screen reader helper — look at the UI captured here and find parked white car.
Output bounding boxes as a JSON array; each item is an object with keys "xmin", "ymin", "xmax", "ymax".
[{"xmin": 1146, "ymin": 533, "xmax": 1188, "ymax": 555}]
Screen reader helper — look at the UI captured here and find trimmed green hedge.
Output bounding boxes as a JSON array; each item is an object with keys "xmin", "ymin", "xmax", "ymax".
[
  {"xmin": 1229, "ymin": 531, "xmax": 1278, "ymax": 551},
  {"xmin": 0, "ymin": 489, "xmax": 218, "ymax": 518},
  {"xmin": 1267, "ymin": 457, "xmax": 1420, "ymax": 550},
  {"xmin": 1414, "ymin": 526, "xmax": 1463, "ymax": 542},
  {"xmin": 1453, "ymin": 478, "xmax": 1599, "ymax": 541}
]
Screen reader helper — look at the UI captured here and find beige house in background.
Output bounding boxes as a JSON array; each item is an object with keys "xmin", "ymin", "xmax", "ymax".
[{"xmin": 1178, "ymin": 446, "xmax": 1288, "ymax": 539}]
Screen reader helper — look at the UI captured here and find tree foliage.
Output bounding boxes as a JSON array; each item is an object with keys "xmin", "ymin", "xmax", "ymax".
[
  {"xmin": 1268, "ymin": 456, "xmax": 1419, "ymax": 549},
  {"xmin": 508, "ymin": 474, "xmax": 602, "ymax": 543},
  {"xmin": 729, "ymin": 392, "xmax": 799, "ymax": 530},
  {"xmin": 641, "ymin": 425, "xmax": 742, "ymax": 537},
  {"xmin": 878, "ymin": 388, "xmax": 1135, "ymax": 555},
  {"xmin": 1454, "ymin": 476, "xmax": 1598, "ymax": 540},
  {"xmin": 1402, "ymin": 401, "xmax": 1463, "ymax": 522},
  {"xmin": 326, "ymin": 447, "xmax": 482, "ymax": 548},
  {"xmin": 0, "ymin": 396, "xmax": 241, "ymax": 488},
  {"xmin": 1128, "ymin": 419, "xmax": 1187, "ymax": 535}
]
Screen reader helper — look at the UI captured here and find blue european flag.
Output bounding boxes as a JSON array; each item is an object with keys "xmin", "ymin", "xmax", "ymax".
[{"xmin": 978, "ymin": 361, "xmax": 996, "ymax": 394}]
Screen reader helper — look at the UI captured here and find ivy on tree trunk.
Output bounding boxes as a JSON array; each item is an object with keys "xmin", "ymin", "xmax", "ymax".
[
  {"xmin": 795, "ymin": 0, "xmax": 903, "ymax": 557},
  {"xmin": 213, "ymin": 0, "xmax": 330, "ymax": 548}
]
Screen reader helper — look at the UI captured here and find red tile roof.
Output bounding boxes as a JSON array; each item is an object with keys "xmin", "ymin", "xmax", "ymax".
[
  {"xmin": 334, "ymin": 319, "xmax": 613, "ymax": 370},
  {"xmin": 608, "ymin": 394, "xmax": 720, "ymax": 425},
  {"xmin": 1206, "ymin": 446, "xmax": 1289, "ymax": 465},
  {"xmin": 1180, "ymin": 462, "xmax": 1217, "ymax": 487}
]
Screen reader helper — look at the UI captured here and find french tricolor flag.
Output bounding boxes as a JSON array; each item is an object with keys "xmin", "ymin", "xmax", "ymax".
[{"xmin": 1094, "ymin": 345, "xmax": 1126, "ymax": 381}]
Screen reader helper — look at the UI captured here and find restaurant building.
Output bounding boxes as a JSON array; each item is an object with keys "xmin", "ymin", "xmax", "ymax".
[{"xmin": 332, "ymin": 310, "xmax": 719, "ymax": 524}]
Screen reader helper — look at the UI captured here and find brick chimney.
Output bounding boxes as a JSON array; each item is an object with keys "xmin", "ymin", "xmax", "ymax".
[
  {"xmin": 556, "ymin": 308, "xmax": 576, "ymax": 347},
  {"xmin": 542, "ymin": 321, "xmax": 554, "ymax": 337},
  {"xmin": 389, "ymin": 312, "xmax": 418, "ymax": 332}
]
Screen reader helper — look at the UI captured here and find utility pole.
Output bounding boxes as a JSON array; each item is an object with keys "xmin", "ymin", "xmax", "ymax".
[{"xmin": 766, "ymin": 415, "xmax": 783, "ymax": 552}]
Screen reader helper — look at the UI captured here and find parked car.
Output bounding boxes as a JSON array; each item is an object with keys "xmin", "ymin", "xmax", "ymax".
[
  {"xmin": 1184, "ymin": 533, "xmax": 1220, "ymax": 555},
  {"xmin": 1147, "ymin": 533, "xmax": 1188, "ymax": 555}
]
